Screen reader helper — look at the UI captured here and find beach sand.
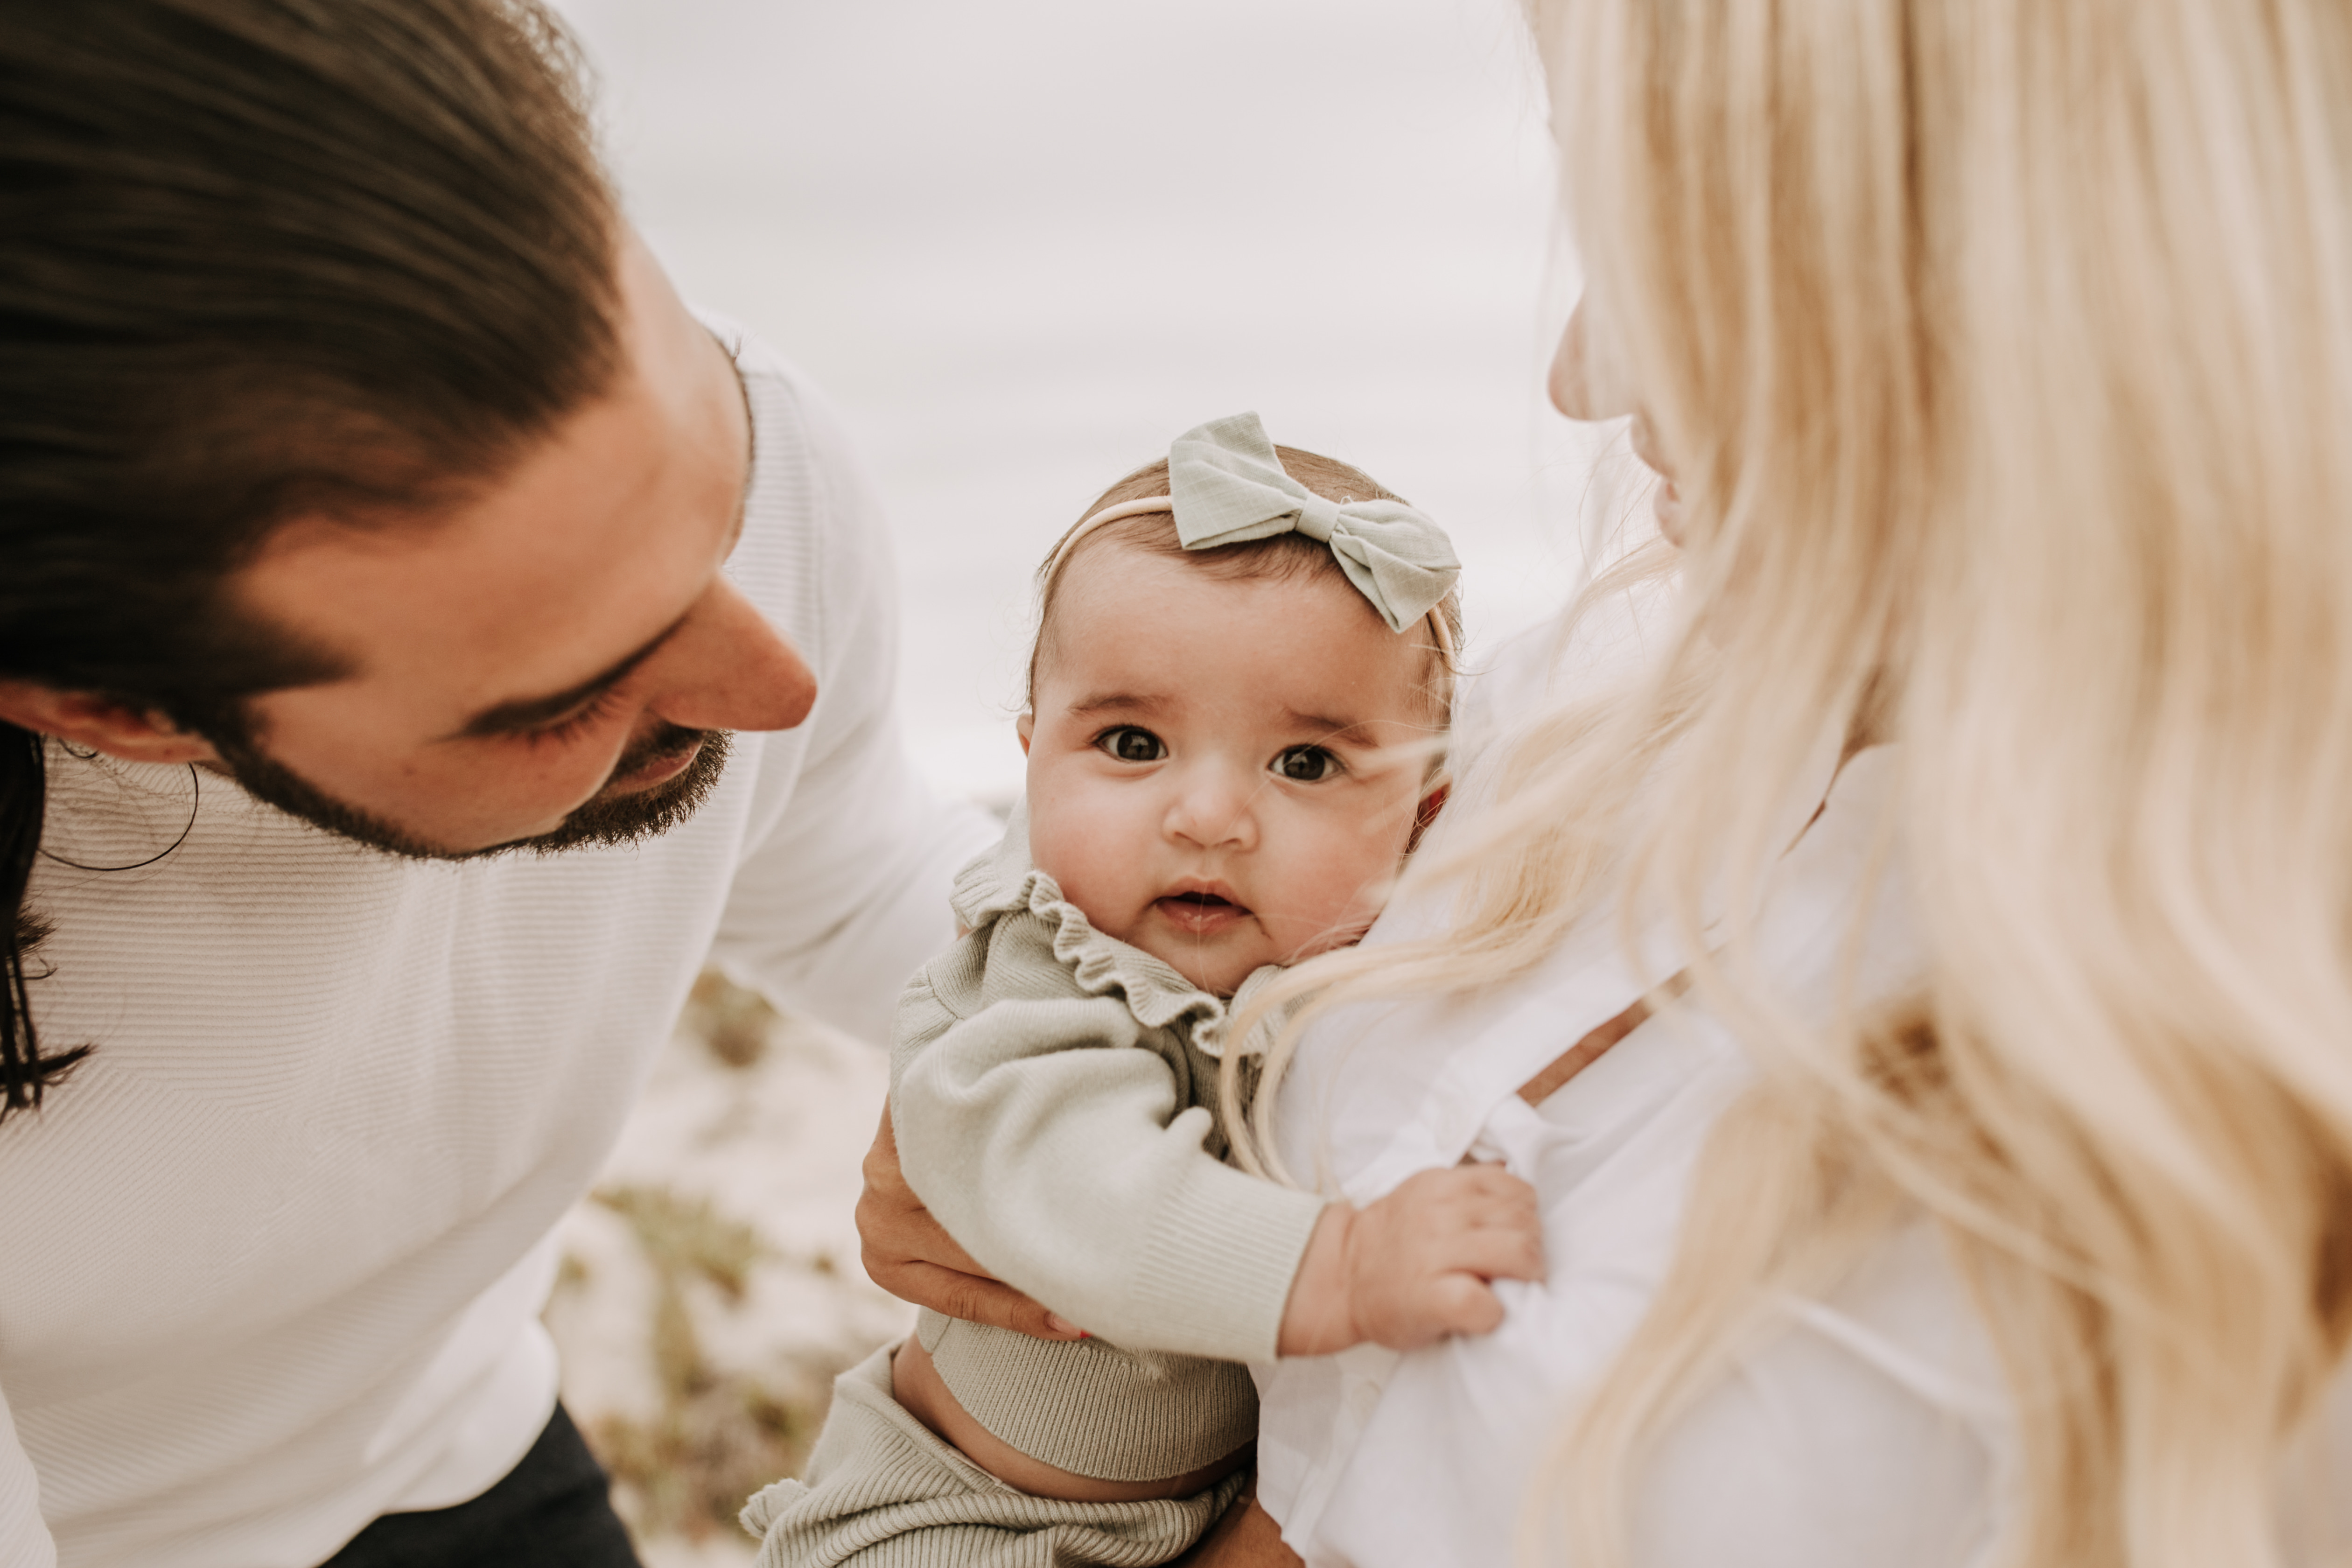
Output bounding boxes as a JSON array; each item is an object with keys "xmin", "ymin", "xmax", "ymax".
[{"xmin": 543, "ymin": 976, "xmax": 906, "ymax": 1565}]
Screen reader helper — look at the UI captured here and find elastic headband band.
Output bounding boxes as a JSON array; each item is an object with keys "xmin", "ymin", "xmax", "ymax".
[{"xmin": 1044, "ymin": 494, "xmax": 1457, "ymax": 660}]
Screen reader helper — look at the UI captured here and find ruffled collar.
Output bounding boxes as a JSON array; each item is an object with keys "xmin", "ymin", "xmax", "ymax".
[{"xmin": 952, "ymin": 804, "xmax": 1280, "ymax": 1057}]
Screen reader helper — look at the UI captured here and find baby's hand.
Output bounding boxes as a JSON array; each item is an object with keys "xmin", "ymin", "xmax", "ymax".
[{"xmin": 1276, "ymin": 1166, "xmax": 1544, "ymax": 1358}]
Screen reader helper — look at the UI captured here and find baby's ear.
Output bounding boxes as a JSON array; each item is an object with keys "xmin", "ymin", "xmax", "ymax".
[{"xmin": 1016, "ymin": 712, "xmax": 1034, "ymax": 755}]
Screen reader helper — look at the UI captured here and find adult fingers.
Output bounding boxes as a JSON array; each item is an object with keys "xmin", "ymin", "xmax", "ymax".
[
  {"xmin": 855, "ymin": 1106, "xmax": 993, "ymax": 1280},
  {"xmin": 859, "ymin": 1224, "xmax": 1084, "ymax": 1341},
  {"xmin": 857, "ymin": 1102, "xmax": 917, "ymax": 1205},
  {"xmin": 886, "ymin": 1260, "xmax": 1084, "ymax": 1341},
  {"xmin": 854, "ymin": 1103, "xmax": 1082, "ymax": 1341}
]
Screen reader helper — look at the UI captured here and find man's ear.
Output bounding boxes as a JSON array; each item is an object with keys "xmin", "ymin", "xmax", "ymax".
[
  {"xmin": 0, "ymin": 680, "xmax": 221, "ymax": 764},
  {"xmin": 1016, "ymin": 712, "xmax": 1034, "ymax": 756}
]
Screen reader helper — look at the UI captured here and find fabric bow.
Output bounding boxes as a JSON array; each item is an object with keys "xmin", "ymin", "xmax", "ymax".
[{"xmin": 1167, "ymin": 411, "xmax": 1460, "ymax": 634}]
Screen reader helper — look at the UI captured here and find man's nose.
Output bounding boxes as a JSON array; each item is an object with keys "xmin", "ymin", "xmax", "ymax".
[
  {"xmin": 1163, "ymin": 763, "xmax": 1257, "ymax": 852},
  {"xmin": 645, "ymin": 576, "xmax": 817, "ymax": 734}
]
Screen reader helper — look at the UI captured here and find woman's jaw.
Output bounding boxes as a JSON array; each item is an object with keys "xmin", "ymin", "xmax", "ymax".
[
  {"xmin": 1628, "ymin": 412, "xmax": 1685, "ymax": 546},
  {"xmin": 1550, "ymin": 301, "xmax": 1685, "ymax": 549}
]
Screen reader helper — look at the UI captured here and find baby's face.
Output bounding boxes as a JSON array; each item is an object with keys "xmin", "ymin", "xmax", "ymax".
[{"xmin": 1022, "ymin": 544, "xmax": 1438, "ymax": 996}]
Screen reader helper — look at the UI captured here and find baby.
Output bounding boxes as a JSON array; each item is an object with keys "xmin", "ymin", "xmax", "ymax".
[{"xmin": 745, "ymin": 413, "xmax": 1545, "ymax": 1566}]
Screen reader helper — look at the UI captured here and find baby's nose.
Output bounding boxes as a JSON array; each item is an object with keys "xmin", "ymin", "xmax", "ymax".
[{"xmin": 1164, "ymin": 764, "xmax": 1258, "ymax": 850}]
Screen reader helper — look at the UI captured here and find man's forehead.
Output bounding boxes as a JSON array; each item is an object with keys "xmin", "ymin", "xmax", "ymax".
[{"xmin": 228, "ymin": 243, "xmax": 751, "ymax": 725}]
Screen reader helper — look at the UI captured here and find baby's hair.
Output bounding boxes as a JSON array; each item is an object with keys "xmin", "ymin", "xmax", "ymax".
[{"xmin": 1025, "ymin": 445, "xmax": 1465, "ymax": 716}]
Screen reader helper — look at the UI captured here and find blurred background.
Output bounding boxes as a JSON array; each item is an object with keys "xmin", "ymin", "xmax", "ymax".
[
  {"xmin": 534, "ymin": 1, "xmax": 1606, "ymax": 1561},
  {"xmin": 557, "ymin": 0, "xmax": 1596, "ymax": 807}
]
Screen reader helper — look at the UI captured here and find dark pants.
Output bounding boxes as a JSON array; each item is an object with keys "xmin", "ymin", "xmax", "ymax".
[{"xmin": 318, "ymin": 1403, "xmax": 644, "ymax": 1568}]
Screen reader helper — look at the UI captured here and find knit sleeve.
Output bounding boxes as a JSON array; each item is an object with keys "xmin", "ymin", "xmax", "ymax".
[
  {"xmin": 0, "ymin": 1385, "xmax": 57, "ymax": 1568},
  {"xmin": 892, "ymin": 974, "xmax": 1326, "ymax": 1364}
]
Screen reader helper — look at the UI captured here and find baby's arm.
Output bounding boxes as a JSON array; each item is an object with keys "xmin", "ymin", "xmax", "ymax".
[
  {"xmin": 893, "ymin": 938, "xmax": 1543, "ymax": 1358},
  {"xmin": 894, "ymin": 979, "xmax": 1323, "ymax": 1361}
]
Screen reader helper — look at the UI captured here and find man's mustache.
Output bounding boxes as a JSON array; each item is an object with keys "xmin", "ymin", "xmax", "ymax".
[{"xmin": 602, "ymin": 722, "xmax": 712, "ymax": 792}]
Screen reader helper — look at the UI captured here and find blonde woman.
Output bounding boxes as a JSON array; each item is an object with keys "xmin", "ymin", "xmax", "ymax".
[
  {"xmin": 864, "ymin": 0, "xmax": 2352, "ymax": 1563},
  {"xmin": 1154, "ymin": 0, "xmax": 2352, "ymax": 1561}
]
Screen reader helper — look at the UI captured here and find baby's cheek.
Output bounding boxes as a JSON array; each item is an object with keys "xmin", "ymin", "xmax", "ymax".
[
  {"xmin": 1277, "ymin": 829, "xmax": 1406, "ymax": 951},
  {"xmin": 1027, "ymin": 789, "xmax": 1146, "ymax": 937}
]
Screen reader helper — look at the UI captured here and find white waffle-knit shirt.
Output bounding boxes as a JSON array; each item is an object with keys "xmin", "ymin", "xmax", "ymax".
[{"xmin": 0, "ymin": 328, "xmax": 995, "ymax": 1568}]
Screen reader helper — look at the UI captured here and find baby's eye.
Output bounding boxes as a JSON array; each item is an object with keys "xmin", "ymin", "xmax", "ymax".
[
  {"xmin": 1273, "ymin": 745, "xmax": 1341, "ymax": 783},
  {"xmin": 1096, "ymin": 726, "xmax": 1167, "ymax": 764}
]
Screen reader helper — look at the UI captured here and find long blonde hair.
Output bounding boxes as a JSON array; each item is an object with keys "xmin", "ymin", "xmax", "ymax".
[{"xmin": 1231, "ymin": 2, "xmax": 2352, "ymax": 1563}]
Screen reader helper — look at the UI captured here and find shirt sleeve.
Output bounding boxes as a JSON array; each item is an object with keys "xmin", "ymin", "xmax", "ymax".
[
  {"xmin": 0, "ymin": 1386, "xmax": 57, "ymax": 1568},
  {"xmin": 704, "ymin": 354, "xmax": 999, "ymax": 1047},
  {"xmin": 891, "ymin": 935, "xmax": 1327, "ymax": 1363}
]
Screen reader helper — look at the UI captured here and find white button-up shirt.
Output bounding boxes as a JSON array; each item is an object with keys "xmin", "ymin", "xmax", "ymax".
[{"xmin": 1252, "ymin": 623, "xmax": 2352, "ymax": 1567}]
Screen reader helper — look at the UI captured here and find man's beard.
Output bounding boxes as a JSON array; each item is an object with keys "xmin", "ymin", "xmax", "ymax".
[{"xmin": 208, "ymin": 721, "xmax": 734, "ymax": 862}]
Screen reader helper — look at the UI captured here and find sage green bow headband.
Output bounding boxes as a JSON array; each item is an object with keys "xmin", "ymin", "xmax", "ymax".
[{"xmin": 1053, "ymin": 411, "xmax": 1462, "ymax": 647}]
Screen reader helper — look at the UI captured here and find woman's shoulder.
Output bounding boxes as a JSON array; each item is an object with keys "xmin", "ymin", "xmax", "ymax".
[{"xmin": 1447, "ymin": 577, "xmax": 1677, "ymax": 767}]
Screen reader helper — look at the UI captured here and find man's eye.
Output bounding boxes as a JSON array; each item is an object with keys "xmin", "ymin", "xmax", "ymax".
[
  {"xmin": 518, "ymin": 687, "xmax": 623, "ymax": 746},
  {"xmin": 1097, "ymin": 726, "xmax": 1166, "ymax": 763},
  {"xmin": 1273, "ymin": 745, "xmax": 1339, "ymax": 782}
]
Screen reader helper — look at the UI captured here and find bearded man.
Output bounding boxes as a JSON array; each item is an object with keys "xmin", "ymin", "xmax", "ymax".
[{"xmin": 0, "ymin": 3, "xmax": 995, "ymax": 1563}]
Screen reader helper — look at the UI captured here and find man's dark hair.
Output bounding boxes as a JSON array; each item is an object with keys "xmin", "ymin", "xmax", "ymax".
[{"xmin": 0, "ymin": 0, "xmax": 622, "ymax": 1120}]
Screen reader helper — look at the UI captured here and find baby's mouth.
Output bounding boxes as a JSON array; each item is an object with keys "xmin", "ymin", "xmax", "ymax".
[{"xmin": 1154, "ymin": 889, "xmax": 1252, "ymax": 936}]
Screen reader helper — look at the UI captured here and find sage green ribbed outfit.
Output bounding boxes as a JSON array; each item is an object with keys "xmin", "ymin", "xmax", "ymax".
[
  {"xmin": 742, "ymin": 1345, "xmax": 1252, "ymax": 1568},
  {"xmin": 742, "ymin": 811, "xmax": 1328, "ymax": 1567}
]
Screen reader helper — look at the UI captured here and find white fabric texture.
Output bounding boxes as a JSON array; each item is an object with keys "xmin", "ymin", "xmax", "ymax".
[
  {"xmin": 1251, "ymin": 617, "xmax": 2352, "ymax": 1567},
  {"xmin": 0, "ymin": 325, "xmax": 997, "ymax": 1568}
]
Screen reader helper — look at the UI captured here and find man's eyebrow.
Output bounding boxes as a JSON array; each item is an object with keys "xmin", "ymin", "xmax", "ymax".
[
  {"xmin": 456, "ymin": 329, "xmax": 758, "ymax": 743},
  {"xmin": 452, "ymin": 613, "xmax": 690, "ymax": 739}
]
